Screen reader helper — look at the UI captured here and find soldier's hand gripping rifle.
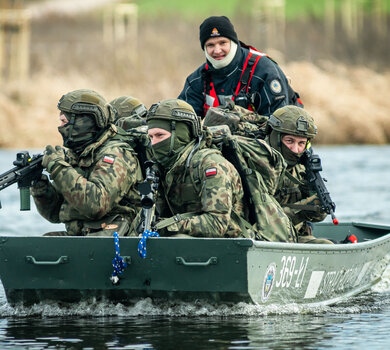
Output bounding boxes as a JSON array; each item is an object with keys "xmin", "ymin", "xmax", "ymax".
[
  {"xmin": 137, "ymin": 160, "xmax": 159, "ymax": 233},
  {"xmin": 301, "ymin": 146, "xmax": 339, "ymax": 225},
  {"xmin": 0, "ymin": 151, "xmax": 43, "ymax": 211}
]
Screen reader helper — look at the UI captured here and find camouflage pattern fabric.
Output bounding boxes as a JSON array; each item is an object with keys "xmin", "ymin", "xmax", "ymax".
[
  {"xmin": 116, "ymin": 115, "xmax": 146, "ymax": 131},
  {"xmin": 274, "ymin": 163, "xmax": 327, "ymax": 235},
  {"xmin": 204, "ymin": 104, "xmax": 268, "ymax": 138},
  {"xmin": 204, "ymin": 125, "xmax": 295, "ymax": 242},
  {"xmin": 152, "ymin": 138, "xmax": 249, "ymax": 238},
  {"xmin": 31, "ymin": 125, "xmax": 143, "ymax": 236}
]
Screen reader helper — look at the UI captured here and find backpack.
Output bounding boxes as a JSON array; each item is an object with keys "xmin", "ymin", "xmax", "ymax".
[
  {"xmin": 206, "ymin": 125, "xmax": 296, "ymax": 242},
  {"xmin": 204, "ymin": 101, "xmax": 268, "ymax": 139}
]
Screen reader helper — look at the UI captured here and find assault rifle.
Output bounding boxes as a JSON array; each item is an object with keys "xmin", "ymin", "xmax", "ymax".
[
  {"xmin": 0, "ymin": 151, "xmax": 43, "ymax": 211},
  {"xmin": 137, "ymin": 160, "xmax": 159, "ymax": 232},
  {"xmin": 301, "ymin": 147, "xmax": 339, "ymax": 225}
]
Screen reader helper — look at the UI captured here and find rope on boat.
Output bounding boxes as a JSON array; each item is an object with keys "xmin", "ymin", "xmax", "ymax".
[
  {"xmin": 138, "ymin": 230, "xmax": 159, "ymax": 258},
  {"xmin": 110, "ymin": 231, "xmax": 128, "ymax": 285}
]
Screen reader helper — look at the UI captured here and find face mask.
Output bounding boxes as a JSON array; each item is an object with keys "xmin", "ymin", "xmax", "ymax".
[
  {"xmin": 281, "ymin": 142, "xmax": 304, "ymax": 167},
  {"xmin": 151, "ymin": 123, "xmax": 193, "ymax": 169},
  {"xmin": 58, "ymin": 114, "xmax": 99, "ymax": 153},
  {"xmin": 151, "ymin": 136, "xmax": 174, "ymax": 168}
]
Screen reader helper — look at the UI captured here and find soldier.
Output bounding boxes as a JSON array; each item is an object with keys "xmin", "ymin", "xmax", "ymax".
[
  {"xmin": 31, "ymin": 89, "xmax": 143, "ymax": 236},
  {"xmin": 110, "ymin": 95, "xmax": 147, "ymax": 130},
  {"xmin": 143, "ymin": 98, "xmax": 252, "ymax": 238},
  {"xmin": 266, "ymin": 105, "xmax": 333, "ymax": 244},
  {"xmin": 178, "ymin": 16, "xmax": 299, "ymax": 118}
]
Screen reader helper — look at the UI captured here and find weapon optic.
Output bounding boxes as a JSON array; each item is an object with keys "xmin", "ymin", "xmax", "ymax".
[{"xmin": 0, "ymin": 151, "xmax": 43, "ymax": 211}]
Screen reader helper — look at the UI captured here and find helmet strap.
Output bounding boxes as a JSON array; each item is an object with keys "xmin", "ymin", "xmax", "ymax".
[
  {"xmin": 67, "ymin": 113, "xmax": 76, "ymax": 143},
  {"xmin": 169, "ymin": 120, "xmax": 176, "ymax": 156}
]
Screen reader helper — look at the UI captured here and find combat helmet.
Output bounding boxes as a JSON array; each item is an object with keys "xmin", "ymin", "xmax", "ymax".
[
  {"xmin": 147, "ymin": 99, "xmax": 201, "ymax": 138},
  {"xmin": 267, "ymin": 105, "xmax": 317, "ymax": 139},
  {"xmin": 57, "ymin": 89, "xmax": 114, "ymax": 129},
  {"xmin": 110, "ymin": 95, "xmax": 147, "ymax": 120}
]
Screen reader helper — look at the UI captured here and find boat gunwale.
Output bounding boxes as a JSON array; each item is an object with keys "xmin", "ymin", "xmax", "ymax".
[{"xmin": 1, "ymin": 233, "xmax": 390, "ymax": 252}]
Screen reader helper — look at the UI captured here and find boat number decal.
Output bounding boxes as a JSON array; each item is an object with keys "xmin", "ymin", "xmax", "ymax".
[
  {"xmin": 275, "ymin": 256, "xmax": 309, "ymax": 289},
  {"xmin": 262, "ymin": 263, "xmax": 276, "ymax": 302}
]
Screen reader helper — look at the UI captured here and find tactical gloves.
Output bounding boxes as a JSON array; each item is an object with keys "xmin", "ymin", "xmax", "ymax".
[
  {"xmin": 42, "ymin": 145, "xmax": 69, "ymax": 178},
  {"xmin": 30, "ymin": 174, "xmax": 50, "ymax": 198}
]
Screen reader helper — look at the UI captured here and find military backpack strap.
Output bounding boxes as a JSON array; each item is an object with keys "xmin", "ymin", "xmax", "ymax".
[
  {"xmin": 230, "ymin": 210, "xmax": 256, "ymax": 239},
  {"xmin": 283, "ymin": 170, "xmax": 305, "ymax": 186}
]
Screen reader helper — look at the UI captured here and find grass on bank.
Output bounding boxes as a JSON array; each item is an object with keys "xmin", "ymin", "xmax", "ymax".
[{"xmin": 137, "ymin": 0, "xmax": 390, "ymax": 20}]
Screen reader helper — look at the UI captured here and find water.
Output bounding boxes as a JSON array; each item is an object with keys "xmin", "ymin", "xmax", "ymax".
[{"xmin": 0, "ymin": 146, "xmax": 390, "ymax": 349}]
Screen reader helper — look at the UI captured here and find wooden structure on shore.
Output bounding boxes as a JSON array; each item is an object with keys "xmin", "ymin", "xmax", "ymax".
[
  {"xmin": 103, "ymin": 2, "xmax": 138, "ymax": 60},
  {"xmin": 0, "ymin": 0, "xmax": 30, "ymax": 81}
]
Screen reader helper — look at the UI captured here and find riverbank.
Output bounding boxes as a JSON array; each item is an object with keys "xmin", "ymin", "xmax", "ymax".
[
  {"xmin": 1, "ymin": 59, "xmax": 389, "ymax": 149},
  {"xmin": 0, "ymin": 9, "xmax": 389, "ymax": 148}
]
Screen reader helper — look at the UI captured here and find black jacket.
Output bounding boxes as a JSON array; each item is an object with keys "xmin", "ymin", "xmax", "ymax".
[{"xmin": 178, "ymin": 46, "xmax": 290, "ymax": 117}]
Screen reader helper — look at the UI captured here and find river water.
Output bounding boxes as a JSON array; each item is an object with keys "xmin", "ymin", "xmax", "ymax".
[{"xmin": 0, "ymin": 146, "xmax": 390, "ymax": 349}]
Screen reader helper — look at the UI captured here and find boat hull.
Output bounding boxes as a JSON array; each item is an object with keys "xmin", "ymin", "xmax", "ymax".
[{"xmin": 0, "ymin": 222, "xmax": 389, "ymax": 306}]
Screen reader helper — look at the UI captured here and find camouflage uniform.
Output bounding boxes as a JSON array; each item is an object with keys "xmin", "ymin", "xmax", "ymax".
[
  {"xmin": 144, "ymin": 99, "xmax": 249, "ymax": 238},
  {"xmin": 266, "ymin": 106, "xmax": 330, "ymax": 244},
  {"xmin": 31, "ymin": 90, "xmax": 143, "ymax": 236}
]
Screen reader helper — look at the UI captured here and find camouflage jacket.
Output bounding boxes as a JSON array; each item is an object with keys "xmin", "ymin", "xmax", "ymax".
[
  {"xmin": 32, "ymin": 125, "xmax": 143, "ymax": 235},
  {"xmin": 274, "ymin": 163, "xmax": 327, "ymax": 233},
  {"xmin": 154, "ymin": 138, "xmax": 248, "ymax": 238}
]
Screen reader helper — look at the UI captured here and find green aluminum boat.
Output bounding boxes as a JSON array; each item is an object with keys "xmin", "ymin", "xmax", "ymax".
[{"xmin": 0, "ymin": 222, "xmax": 389, "ymax": 306}]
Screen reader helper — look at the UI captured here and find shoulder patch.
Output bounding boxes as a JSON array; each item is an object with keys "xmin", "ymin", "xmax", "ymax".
[
  {"xmin": 103, "ymin": 155, "xmax": 115, "ymax": 164},
  {"xmin": 269, "ymin": 79, "xmax": 282, "ymax": 94},
  {"xmin": 205, "ymin": 167, "xmax": 217, "ymax": 177}
]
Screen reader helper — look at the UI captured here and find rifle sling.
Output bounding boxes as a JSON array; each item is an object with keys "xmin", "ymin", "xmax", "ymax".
[
  {"xmin": 155, "ymin": 212, "xmax": 197, "ymax": 230},
  {"xmin": 284, "ymin": 203, "xmax": 322, "ymax": 212},
  {"xmin": 284, "ymin": 170, "xmax": 305, "ymax": 186}
]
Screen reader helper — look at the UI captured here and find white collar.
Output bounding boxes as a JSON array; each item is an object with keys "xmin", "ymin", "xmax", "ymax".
[{"xmin": 205, "ymin": 41, "xmax": 238, "ymax": 69}]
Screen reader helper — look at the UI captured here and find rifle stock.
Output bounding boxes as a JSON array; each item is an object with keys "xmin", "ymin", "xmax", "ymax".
[
  {"xmin": 301, "ymin": 147, "xmax": 339, "ymax": 225},
  {"xmin": 0, "ymin": 151, "xmax": 43, "ymax": 210}
]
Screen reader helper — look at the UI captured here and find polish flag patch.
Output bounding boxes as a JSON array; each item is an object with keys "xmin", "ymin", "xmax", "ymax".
[
  {"xmin": 103, "ymin": 155, "xmax": 115, "ymax": 164},
  {"xmin": 205, "ymin": 167, "xmax": 217, "ymax": 177}
]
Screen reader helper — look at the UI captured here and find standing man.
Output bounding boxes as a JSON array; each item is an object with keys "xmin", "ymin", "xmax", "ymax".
[
  {"xmin": 144, "ymin": 98, "xmax": 251, "ymax": 238},
  {"xmin": 178, "ymin": 16, "xmax": 300, "ymax": 118},
  {"xmin": 266, "ymin": 105, "xmax": 332, "ymax": 244},
  {"xmin": 31, "ymin": 89, "xmax": 143, "ymax": 236}
]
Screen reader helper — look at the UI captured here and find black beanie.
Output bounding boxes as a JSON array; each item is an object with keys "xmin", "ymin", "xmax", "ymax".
[{"xmin": 199, "ymin": 16, "xmax": 239, "ymax": 49}]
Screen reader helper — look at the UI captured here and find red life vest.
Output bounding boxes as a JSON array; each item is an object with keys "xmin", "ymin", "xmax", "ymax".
[{"xmin": 203, "ymin": 49, "xmax": 265, "ymax": 115}]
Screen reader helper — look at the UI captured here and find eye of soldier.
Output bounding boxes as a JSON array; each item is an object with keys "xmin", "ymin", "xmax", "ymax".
[{"xmin": 283, "ymin": 136, "xmax": 295, "ymax": 144}]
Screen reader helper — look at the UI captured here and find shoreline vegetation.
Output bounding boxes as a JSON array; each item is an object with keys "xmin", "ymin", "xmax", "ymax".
[{"xmin": 1, "ymin": 1, "xmax": 389, "ymax": 148}]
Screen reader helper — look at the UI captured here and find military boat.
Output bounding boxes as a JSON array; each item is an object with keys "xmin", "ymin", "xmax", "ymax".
[{"xmin": 0, "ymin": 222, "xmax": 389, "ymax": 306}]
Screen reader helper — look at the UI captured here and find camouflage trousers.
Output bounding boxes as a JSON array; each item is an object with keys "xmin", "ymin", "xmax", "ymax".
[{"xmin": 297, "ymin": 234, "xmax": 334, "ymax": 244}]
